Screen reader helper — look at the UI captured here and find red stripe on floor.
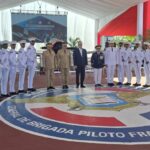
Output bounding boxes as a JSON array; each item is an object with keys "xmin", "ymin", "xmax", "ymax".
[{"xmin": 31, "ymin": 107, "xmax": 125, "ymax": 127}]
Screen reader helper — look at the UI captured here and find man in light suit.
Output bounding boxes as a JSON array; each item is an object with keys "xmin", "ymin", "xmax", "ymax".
[
  {"xmin": 132, "ymin": 41, "xmax": 143, "ymax": 86},
  {"xmin": 123, "ymin": 42, "xmax": 132, "ymax": 86},
  {"xmin": 116, "ymin": 41, "xmax": 125, "ymax": 86},
  {"xmin": 18, "ymin": 40, "xmax": 27, "ymax": 93},
  {"xmin": 104, "ymin": 41, "xmax": 117, "ymax": 87},
  {"xmin": 142, "ymin": 42, "xmax": 150, "ymax": 87},
  {"xmin": 9, "ymin": 41, "xmax": 17, "ymax": 95},
  {"xmin": 26, "ymin": 37, "xmax": 37, "ymax": 92},
  {"xmin": 1, "ymin": 40, "xmax": 10, "ymax": 97},
  {"xmin": 73, "ymin": 41, "xmax": 88, "ymax": 88},
  {"xmin": 57, "ymin": 42, "xmax": 71, "ymax": 89},
  {"xmin": 42, "ymin": 42, "xmax": 56, "ymax": 90},
  {"xmin": 0, "ymin": 41, "xmax": 2, "ymax": 99}
]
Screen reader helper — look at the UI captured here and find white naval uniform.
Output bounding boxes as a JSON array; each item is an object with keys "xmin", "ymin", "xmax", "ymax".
[
  {"xmin": 1, "ymin": 49, "xmax": 9, "ymax": 95},
  {"xmin": 122, "ymin": 48, "xmax": 133, "ymax": 83},
  {"xmin": 0, "ymin": 51, "xmax": 2, "ymax": 92},
  {"xmin": 105, "ymin": 47, "xmax": 117, "ymax": 84},
  {"xmin": 26, "ymin": 45, "xmax": 37, "ymax": 89},
  {"xmin": 132, "ymin": 48, "xmax": 144, "ymax": 84},
  {"xmin": 9, "ymin": 49, "xmax": 17, "ymax": 92},
  {"xmin": 0, "ymin": 50, "xmax": 2, "ymax": 81},
  {"xmin": 116, "ymin": 47, "xmax": 125, "ymax": 83},
  {"xmin": 143, "ymin": 49, "xmax": 150, "ymax": 85},
  {"xmin": 18, "ymin": 48, "xmax": 27, "ymax": 91}
]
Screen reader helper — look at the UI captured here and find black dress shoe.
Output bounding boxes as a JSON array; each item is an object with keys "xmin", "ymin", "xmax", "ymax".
[
  {"xmin": 18, "ymin": 90, "xmax": 26, "ymax": 93},
  {"xmin": 50, "ymin": 86, "xmax": 55, "ymax": 89},
  {"xmin": 1, "ymin": 94, "xmax": 10, "ymax": 97},
  {"xmin": 117, "ymin": 82, "xmax": 122, "ymax": 86},
  {"xmin": 81, "ymin": 85, "xmax": 86, "ymax": 88},
  {"xmin": 31, "ymin": 88, "xmax": 36, "ymax": 91},
  {"xmin": 47, "ymin": 86, "xmax": 55, "ymax": 90},
  {"xmin": 76, "ymin": 85, "xmax": 79, "ymax": 88},
  {"xmin": 143, "ymin": 84, "xmax": 150, "ymax": 88},
  {"xmin": 124, "ymin": 82, "xmax": 131, "ymax": 86},
  {"xmin": 133, "ymin": 83, "xmax": 138, "ymax": 86},
  {"xmin": 108, "ymin": 83, "xmax": 111, "ymax": 87},
  {"xmin": 108, "ymin": 83, "xmax": 114, "ymax": 87},
  {"xmin": 63, "ymin": 85, "xmax": 68, "ymax": 89},
  {"xmin": 65, "ymin": 85, "xmax": 69, "ymax": 89},
  {"xmin": 95, "ymin": 84, "xmax": 98, "ymax": 87},
  {"xmin": 28, "ymin": 88, "xmax": 36, "ymax": 92},
  {"xmin": 47, "ymin": 87, "xmax": 50, "ymax": 90},
  {"xmin": 133, "ymin": 83, "xmax": 141, "ymax": 86},
  {"xmin": 111, "ymin": 83, "xmax": 114, "ymax": 86},
  {"xmin": 10, "ymin": 92, "xmax": 17, "ymax": 95},
  {"xmin": 28, "ymin": 88, "xmax": 32, "ymax": 92},
  {"xmin": 98, "ymin": 84, "xmax": 102, "ymax": 87},
  {"xmin": 1, "ymin": 94, "xmax": 5, "ymax": 97}
]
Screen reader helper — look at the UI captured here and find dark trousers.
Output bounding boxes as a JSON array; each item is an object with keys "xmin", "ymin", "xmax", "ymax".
[{"xmin": 76, "ymin": 66, "xmax": 85, "ymax": 86}]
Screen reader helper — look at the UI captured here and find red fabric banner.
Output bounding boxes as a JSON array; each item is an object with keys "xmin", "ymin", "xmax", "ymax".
[
  {"xmin": 98, "ymin": 0, "xmax": 150, "ymax": 44},
  {"xmin": 143, "ymin": 0, "xmax": 150, "ymax": 40}
]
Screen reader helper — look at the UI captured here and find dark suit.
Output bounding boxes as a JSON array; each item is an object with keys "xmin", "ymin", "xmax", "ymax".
[{"xmin": 73, "ymin": 48, "xmax": 88, "ymax": 86}]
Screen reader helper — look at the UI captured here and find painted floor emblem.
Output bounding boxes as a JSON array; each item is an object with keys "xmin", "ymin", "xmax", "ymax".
[{"xmin": 1, "ymin": 86, "xmax": 150, "ymax": 144}]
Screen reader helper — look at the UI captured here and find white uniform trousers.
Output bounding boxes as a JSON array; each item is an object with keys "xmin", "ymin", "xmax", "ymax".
[
  {"xmin": 0, "ymin": 67, "xmax": 2, "ymax": 95},
  {"xmin": 18, "ymin": 67, "xmax": 26, "ymax": 90},
  {"xmin": 1, "ymin": 68, "xmax": 9, "ymax": 95},
  {"xmin": 9, "ymin": 66, "xmax": 16, "ymax": 92},
  {"xmin": 124, "ymin": 64, "xmax": 132, "ymax": 83},
  {"xmin": 106, "ymin": 65, "xmax": 116, "ymax": 83},
  {"xmin": 144, "ymin": 63, "xmax": 150, "ymax": 85},
  {"xmin": 133, "ymin": 63, "xmax": 142, "ymax": 84},
  {"xmin": 94, "ymin": 68, "xmax": 102, "ymax": 84},
  {"xmin": 117, "ymin": 65, "xmax": 124, "ymax": 83},
  {"xmin": 28, "ymin": 66, "xmax": 35, "ymax": 89},
  {"xmin": 0, "ymin": 67, "xmax": 2, "ymax": 81}
]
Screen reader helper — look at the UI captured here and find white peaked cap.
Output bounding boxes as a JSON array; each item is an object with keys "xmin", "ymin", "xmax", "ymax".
[
  {"xmin": 49, "ymin": 38, "xmax": 62, "ymax": 45},
  {"xmin": 134, "ymin": 41, "xmax": 141, "ymax": 44},
  {"xmin": 109, "ymin": 40, "xmax": 115, "ymax": 44},
  {"xmin": 10, "ymin": 41, "xmax": 17, "ymax": 45},
  {"xmin": 28, "ymin": 37, "xmax": 36, "ymax": 41},
  {"xmin": 124, "ymin": 41, "xmax": 130, "ymax": 45},
  {"xmin": 1, "ymin": 40, "xmax": 10, "ymax": 44},
  {"xmin": 19, "ymin": 40, "xmax": 26, "ymax": 44},
  {"xmin": 143, "ymin": 42, "xmax": 150, "ymax": 45}
]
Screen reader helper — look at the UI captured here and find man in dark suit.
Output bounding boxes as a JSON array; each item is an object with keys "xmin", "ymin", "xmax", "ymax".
[{"xmin": 73, "ymin": 41, "xmax": 88, "ymax": 88}]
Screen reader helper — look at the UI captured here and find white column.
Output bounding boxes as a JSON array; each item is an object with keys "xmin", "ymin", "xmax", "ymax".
[
  {"xmin": 137, "ymin": 2, "xmax": 144, "ymax": 39},
  {"xmin": 95, "ymin": 18, "xmax": 100, "ymax": 45}
]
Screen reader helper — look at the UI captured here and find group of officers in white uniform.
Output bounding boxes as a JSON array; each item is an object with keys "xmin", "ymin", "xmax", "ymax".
[
  {"xmin": 0, "ymin": 37, "xmax": 37, "ymax": 98},
  {"xmin": 98, "ymin": 40, "xmax": 150, "ymax": 87},
  {"xmin": 0, "ymin": 38, "xmax": 150, "ymax": 99}
]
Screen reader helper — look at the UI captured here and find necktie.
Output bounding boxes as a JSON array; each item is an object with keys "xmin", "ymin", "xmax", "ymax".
[
  {"xmin": 80, "ymin": 49, "xmax": 82, "ymax": 56},
  {"xmin": 112, "ymin": 48, "xmax": 113, "ymax": 52}
]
